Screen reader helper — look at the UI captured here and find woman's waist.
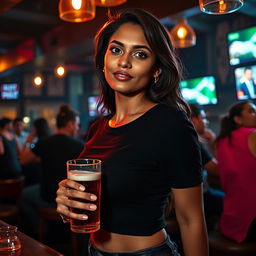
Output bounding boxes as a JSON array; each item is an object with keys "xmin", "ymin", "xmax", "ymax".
[{"xmin": 90, "ymin": 228, "xmax": 167, "ymax": 253}]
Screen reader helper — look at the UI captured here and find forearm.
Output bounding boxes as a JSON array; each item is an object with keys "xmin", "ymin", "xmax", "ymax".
[{"xmin": 179, "ymin": 220, "xmax": 208, "ymax": 256}]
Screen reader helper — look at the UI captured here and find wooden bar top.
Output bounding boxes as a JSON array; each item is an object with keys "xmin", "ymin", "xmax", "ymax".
[{"xmin": 0, "ymin": 220, "xmax": 64, "ymax": 256}]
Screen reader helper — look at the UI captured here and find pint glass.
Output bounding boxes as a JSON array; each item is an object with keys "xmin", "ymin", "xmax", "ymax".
[{"xmin": 67, "ymin": 159, "xmax": 101, "ymax": 233}]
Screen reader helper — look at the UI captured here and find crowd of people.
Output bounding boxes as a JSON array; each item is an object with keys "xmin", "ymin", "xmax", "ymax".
[{"xmin": 0, "ymin": 7, "xmax": 256, "ymax": 256}]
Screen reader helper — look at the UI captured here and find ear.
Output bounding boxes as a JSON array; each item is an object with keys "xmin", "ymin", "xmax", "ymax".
[
  {"xmin": 233, "ymin": 115, "xmax": 242, "ymax": 126},
  {"xmin": 153, "ymin": 68, "xmax": 162, "ymax": 79},
  {"xmin": 67, "ymin": 120, "xmax": 74, "ymax": 130}
]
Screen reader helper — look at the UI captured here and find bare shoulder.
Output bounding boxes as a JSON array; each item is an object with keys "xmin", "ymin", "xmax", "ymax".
[{"xmin": 248, "ymin": 129, "xmax": 256, "ymax": 157}]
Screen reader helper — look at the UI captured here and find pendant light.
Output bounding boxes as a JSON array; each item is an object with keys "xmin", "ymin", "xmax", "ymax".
[
  {"xmin": 94, "ymin": 0, "xmax": 127, "ymax": 7},
  {"xmin": 199, "ymin": 0, "xmax": 243, "ymax": 14},
  {"xmin": 169, "ymin": 19, "xmax": 196, "ymax": 48},
  {"xmin": 55, "ymin": 65, "xmax": 66, "ymax": 78},
  {"xmin": 33, "ymin": 74, "xmax": 44, "ymax": 87},
  {"xmin": 59, "ymin": 0, "xmax": 96, "ymax": 23}
]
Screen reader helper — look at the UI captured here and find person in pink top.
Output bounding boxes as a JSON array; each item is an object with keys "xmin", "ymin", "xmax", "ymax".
[{"xmin": 216, "ymin": 100, "xmax": 256, "ymax": 243}]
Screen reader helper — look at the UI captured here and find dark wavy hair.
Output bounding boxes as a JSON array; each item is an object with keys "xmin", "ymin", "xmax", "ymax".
[
  {"xmin": 216, "ymin": 100, "xmax": 251, "ymax": 144},
  {"xmin": 94, "ymin": 8, "xmax": 189, "ymax": 116}
]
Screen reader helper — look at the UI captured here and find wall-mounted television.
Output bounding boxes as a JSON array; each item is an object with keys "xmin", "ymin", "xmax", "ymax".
[
  {"xmin": 180, "ymin": 76, "xmax": 218, "ymax": 105},
  {"xmin": 234, "ymin": 65, "xmax": 256, "ymax": 100},
  {"xmin": 0, "ymin": 83, "xmax": 19, "ymax": 100},
  {"xmin": 227, "ymin": 26, "xmax": 256, "ymax": 66},
  {"xmin": 88, "ymin": 96, "xmax": 100, "ymax": 117}
]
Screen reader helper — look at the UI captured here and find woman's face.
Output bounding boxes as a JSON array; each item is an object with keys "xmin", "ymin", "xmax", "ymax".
[
  {"xmin": 104, "ymin": 22, "xmax": 160, "ymax": 95},
  {"xmin": 235, "ymin": 103, "xmax": 256, "ymax": 128}
]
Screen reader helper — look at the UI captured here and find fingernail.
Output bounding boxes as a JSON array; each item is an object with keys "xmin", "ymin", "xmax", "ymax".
[
  {"xmin": 89, "ymin": 205, "xmax": 97, "ymax": 210},
  {"xmin": 90, "ymin": 195, "xmax": 97, "ymax": 200},
  {"xmin": 79, "ymin": 185, "xmax": 85, "ymax": 191},
  {"xmin": 82, "ymin": 215, "xmax": 88, "ymax": 220}
]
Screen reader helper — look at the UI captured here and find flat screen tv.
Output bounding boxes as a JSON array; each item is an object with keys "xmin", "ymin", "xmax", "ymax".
[
  {"xmin": 227, "ymin": 26, "xmax": 256, "ymax": 66},
  {"xmin": 0, "ymin": 83, "xmax": 19, "ymax": 100},
  {"xmin": 180, "ymin": 76, "xmax": 218, "ymax": 105},
  {"xmin": 234, "ymin": 65, "xmax": 256, "ymax": 100},
  {"xmin": 88, "ymin": 96, "xmax": 100, "ymax": 117}
]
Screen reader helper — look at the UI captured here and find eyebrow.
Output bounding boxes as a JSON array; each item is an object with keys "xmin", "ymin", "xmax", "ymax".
[{"xmin": 109, "ymin": 40, "xmax": 152, "ymax": 53}]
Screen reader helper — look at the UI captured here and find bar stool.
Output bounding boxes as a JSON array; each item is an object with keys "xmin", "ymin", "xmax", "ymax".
[
  {"xmin": 209, "ymin": 230, "xmax": 256, "ymax": 256},
  {"xmin": 0, "ymin": 176, "xmax": 25, "ymax": 226},
  {"xmin": 38, "ymin": 205, "xmax": 62, "ymax": 241},
  {"xmin": 38, "ymin": 205, "xmax": 81, "ymax": 255}
]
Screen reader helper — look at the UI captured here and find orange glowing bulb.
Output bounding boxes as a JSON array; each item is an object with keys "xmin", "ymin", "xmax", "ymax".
[{"xmin": 177, "ymin": 27, "xmax": 188, "ymax": 39}]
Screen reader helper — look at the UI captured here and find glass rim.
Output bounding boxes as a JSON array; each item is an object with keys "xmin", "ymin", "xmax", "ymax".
[{"xmin": 66, "ymin": 158, "xmax": 102, "ymax": 166}]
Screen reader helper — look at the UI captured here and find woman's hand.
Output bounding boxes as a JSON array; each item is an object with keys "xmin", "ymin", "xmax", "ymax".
[{"xmin": 56, "ymin": 179, "xmax": 98, "ymax": 221}]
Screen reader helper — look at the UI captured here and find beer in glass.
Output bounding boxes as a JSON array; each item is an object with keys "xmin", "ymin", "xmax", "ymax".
[{"xmin": 67, "ymin": 159, "xmax": 101, "ymax": 233}]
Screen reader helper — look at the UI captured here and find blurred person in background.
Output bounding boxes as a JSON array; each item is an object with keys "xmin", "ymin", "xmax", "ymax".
[
  {"xmin": 238, "ymin": 67, "xmax": 256, "ymax": 99},
  {"xmin": 189, "ymin": 104, "xmax": 224, "ymax": 231},
  {"xmin": 216, "ymin": 100, "xmax": 256, "ymax": 243},
  {"xmin": 20, "ymin": 117, "xmax": 51, "ymax": 186},
  {"xmin": 21, "ymin": 104, "xmax": 84, "ymax": 237},
  {"xmin": 13, "ymin": 117, "xmax": 29, "ymax": 147},
  {"xmin": 0, "ymin": 117, "xmax": 22, "ymax": 179}
]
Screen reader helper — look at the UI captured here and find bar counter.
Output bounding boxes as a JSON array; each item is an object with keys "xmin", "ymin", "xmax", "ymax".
[{"xmin": 0, "ymin": 220, "xmax": 64, "ymax": 256}]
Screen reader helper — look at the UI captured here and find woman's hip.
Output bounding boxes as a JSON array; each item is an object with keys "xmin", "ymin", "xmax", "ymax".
[{"xmin": 88, "ymin": 235, "xmax": 180, "ymax": 256}]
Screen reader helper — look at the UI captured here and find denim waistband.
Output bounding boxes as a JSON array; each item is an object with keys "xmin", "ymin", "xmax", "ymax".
[{"xmin": 88, "ymin": 235, "xmax": 180, "ymax": 256}]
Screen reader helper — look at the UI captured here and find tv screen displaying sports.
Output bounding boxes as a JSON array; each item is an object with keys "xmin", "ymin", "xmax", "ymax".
[
  {"xmin": 234, "ymin": 65, "xmax": 256, "ymax": 100},
  {"xmin": 180, "ymin": 76, "xmax": 218, "ymax": 105},
  {"xmin": 227, "ymin": 26, "xmax": 256, "ymax": 66},
  {"xmin": 88, "ymin": 96, "xmax": 108, "ymax": 117},
  {"xmin": 0, "ymin": 83, "xmax": 19, "ymax": 100},
  {"xmin": 88, "ymin": 96, "xmax": 100, "ymax": 117}
]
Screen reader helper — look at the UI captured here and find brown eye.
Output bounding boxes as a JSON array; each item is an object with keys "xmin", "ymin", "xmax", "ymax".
[
  {"xmin": 110, "ymin": 47, "xmax": 122, "ymax": 55},
  {"xmin": 134, "ymin": 51, "xmax": 148, "ymax": 59}
]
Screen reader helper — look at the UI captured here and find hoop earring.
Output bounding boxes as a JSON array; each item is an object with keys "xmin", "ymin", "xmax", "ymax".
[{"xmin": 154, "ymin": 76, "xmax": 159, "ymax": 84}]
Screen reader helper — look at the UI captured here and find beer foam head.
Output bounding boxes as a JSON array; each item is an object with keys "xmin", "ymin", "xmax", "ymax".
[{"xmin": 68, "ymin": 170, "xmax": 101, "ymax": 181}]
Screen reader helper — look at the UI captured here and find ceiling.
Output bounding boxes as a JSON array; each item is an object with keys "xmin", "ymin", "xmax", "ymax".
[{"xmin": 0, "ymin": 0, "xmax": 256, "ymax": 77}]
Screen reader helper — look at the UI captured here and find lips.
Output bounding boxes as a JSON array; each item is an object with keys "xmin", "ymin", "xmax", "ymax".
[{"xmin": 113, "ymin": 71, "xmax": 133, "ymax": 81}]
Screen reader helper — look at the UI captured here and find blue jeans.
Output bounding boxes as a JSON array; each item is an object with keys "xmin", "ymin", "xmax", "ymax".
[{"xmin": 88, "ymin": 236, "xmax": 180, "ymax": 256}]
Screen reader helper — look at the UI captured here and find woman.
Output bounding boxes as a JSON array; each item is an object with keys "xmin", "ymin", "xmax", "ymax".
[
  {"xmin": 56, "ymin": 9, "xmax": 208, "ymax": 256},
  {"xmin": 0, "ymin": 117, "xmax": 22, "ymax": 179},
  {"xmin": 216, "ymin": 101, "xmax": 256, "ymax": 243},
  {"xmin": 20, "ymin": 117, "xmax": 51, "ymax": 186}
]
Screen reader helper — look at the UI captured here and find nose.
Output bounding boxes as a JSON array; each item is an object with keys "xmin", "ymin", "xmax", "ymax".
[{"xmin": 118, "ymin": 54, "xmax": 132, "ymax": 69}]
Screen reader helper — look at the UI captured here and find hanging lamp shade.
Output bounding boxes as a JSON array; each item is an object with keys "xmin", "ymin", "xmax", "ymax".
[
  {"xmin": 94, "ymin": 0, "xmax": 127, "ymax": 7},
  {"xmin": 59, "ymin": 0, "xmax": 96, "ymax": 23},
  {"xmin": 169, "ymin": 19, "xmax": 196, "ymax": 48},
  {"xmin": 199, "ymin": 0, "xmax": 243, "ymax": 14}
]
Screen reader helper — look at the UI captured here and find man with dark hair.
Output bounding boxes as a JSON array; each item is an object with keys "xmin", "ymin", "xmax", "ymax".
[
  {"xmin": 189, "ymin": 103, "xmax": 224, "ymax": 230},
  {"xmin": 238, "ymin": 67, "xmax": 256, "ymax": 99},
  {"xmin": 20, "ymin": 104, "xmax": 84, "ymax": 237},
  {"xmin": 13, "ymin": 117, "xmax": 28, "ymax": 147}
]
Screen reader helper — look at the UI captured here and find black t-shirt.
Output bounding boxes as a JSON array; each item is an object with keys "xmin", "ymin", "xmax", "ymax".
[
  {"xmin": 32, "ymin": 134, "xmax": 84, "ymax": 202},
  {"xmin": 79, "ymin": 104, "xmax": 202, "ymax": 236}
]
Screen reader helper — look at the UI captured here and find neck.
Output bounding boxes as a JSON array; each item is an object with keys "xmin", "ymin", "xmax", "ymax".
[
  {"xmin": 109, "ymin": 94, "xmax": 156, "ymax": 128},
  {"xmin": 56, "ymin": 128, "xmax": 72, "ymax": 136},
  {"xmin": 114, "ymin": 94, "xmax": 153, "ymax": 120}
]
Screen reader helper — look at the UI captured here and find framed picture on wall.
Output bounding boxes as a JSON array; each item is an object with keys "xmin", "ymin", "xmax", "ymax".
[
  {"xmin": 47, "ymin": 74, "xmax": 65, "ymax": 97},
  {"xmin": 23, "ymin": 74, "xmax": 42, "ymax": 96}
]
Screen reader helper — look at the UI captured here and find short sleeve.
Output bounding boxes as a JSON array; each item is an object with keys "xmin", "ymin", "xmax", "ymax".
[
  {"xmin": 163, "ymin": 111, "xmax": 202, "ymax": 188},
  {"xmin": 78, "ymin": 117, "xmax": 104, "ymax": 158}
]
